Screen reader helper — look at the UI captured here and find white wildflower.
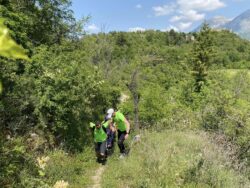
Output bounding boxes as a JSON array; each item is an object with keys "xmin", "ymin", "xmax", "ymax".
[
  {"xmin": 53, "ymin": 180, "xmax": 69, "ymax": 188},
  {"xmin": 37, "ymin": 156, "xmax": 50, "ymax": 170}
]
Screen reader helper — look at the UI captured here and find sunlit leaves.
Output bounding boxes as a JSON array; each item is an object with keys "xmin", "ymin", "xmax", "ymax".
[
  {"xmin": 0, "ymin": 20, "xmax": 29, "ymax": 60},
  {"xmin": 0, "ymin": 81, "xmax": 2, "ymax": 93}
]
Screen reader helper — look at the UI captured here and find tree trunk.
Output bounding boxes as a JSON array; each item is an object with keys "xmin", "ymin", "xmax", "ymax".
[{"xmin": 127, "ymin": 69, "xmax": 140, "ymax": 131}]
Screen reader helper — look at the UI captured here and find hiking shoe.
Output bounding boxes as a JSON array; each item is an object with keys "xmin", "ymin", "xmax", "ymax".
[
  {"xmin": 96, "ymin": 158, "xmax": 102, "ymax": 163},
  {"xmin": 125, "ymin": 149, "xmax": 130, "ymax": 155},
  {"xmin": 101, "ymin": 159, "xmax": 107, "ymax": 165},
  {"xmin": 119, "ymin": 153, "xmax": 126, "ymax": 159}
]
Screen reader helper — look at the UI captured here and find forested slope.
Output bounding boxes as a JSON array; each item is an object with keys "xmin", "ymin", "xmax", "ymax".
[{"xmin": 0, "ymin": 1, "xmax": 249, "ymax": 187}]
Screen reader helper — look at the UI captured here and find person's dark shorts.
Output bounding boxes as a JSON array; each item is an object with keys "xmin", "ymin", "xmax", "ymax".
[{"xmin": 95, "ymin": 141, "xmax": 107, "ymax": 154}]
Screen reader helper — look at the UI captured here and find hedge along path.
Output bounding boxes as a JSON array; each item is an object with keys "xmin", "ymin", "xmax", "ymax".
[{"xmin": 90, "ymin": 165, "xmax": 105, "ymax": 188}]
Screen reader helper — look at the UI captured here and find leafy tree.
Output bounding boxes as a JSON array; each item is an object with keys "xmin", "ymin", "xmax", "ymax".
[
  {"xmin": 0, "ymin": 19, "xmax": 37, "ymax": 188},
  {"xmin": 0, "ymin": 0, "xmax": 84, "ymax": 46},
  {"xmin": 191, "ymin": 23, "xmax": 214, "ymax": 92},
  {"xmin": 115, "ymin": 32, "xmax": 130, "ymax": 47},
  {"xmin": 127, "ymin": 67, "xmax": 140, "ymax": 130},
  {"xmin": 0, "ymin": 19, "xmax": 29, "ymax": 95}
]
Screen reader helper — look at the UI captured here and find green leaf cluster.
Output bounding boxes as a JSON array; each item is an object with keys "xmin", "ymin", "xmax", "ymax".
[{"xmin": 0, "ymin": 20, "xmax": 29, "ymax": 60}]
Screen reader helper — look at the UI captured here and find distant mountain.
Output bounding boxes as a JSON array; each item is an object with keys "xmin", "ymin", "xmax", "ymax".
[
  {"xmin": 193, "ymin": 16, "xmax": 231, "ymax": 32},
  {"xmin": 225, "ymin": 9, "xmax": 250, "ymax": 31},
  {"xmin": 225, "ymin": 9, "xmax": 250, "ymax": 40},
  {"xmin": 195, "ymin": 9, "xmax": 250, "ymax": 40}
]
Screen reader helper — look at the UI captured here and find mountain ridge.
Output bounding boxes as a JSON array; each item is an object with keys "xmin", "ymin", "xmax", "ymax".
[{"xmin": 194, "ymin": 9, "xmax": 250, "ymax": 40}]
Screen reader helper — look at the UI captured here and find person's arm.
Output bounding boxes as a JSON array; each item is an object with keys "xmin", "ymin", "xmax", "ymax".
[
  {"xmin": 90, "ymin": 122, "xmax": 95, "ymax": 128},
  {"xmin": 102, "ymin": 120, "xmax": 109, "ymax": 129},
  {"xmin": 110, "ymin": 122, "xmax": 116, "ymax": 132},
  {"xmin": 107, "ymin": 119, "xmax": 116, "ymax": 132},
  {"xmin": 125, "ymin": 118, "xmax": 130, "ymax": 134},
  {"xmin": 124, "ymin": 118, "xmax": 130, "ymax": 139}
]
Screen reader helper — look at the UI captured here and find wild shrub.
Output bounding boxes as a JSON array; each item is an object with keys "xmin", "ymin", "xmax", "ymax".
[{"xmin": 102, "ymin": 130, "xmax": 249, "ymax": 187}]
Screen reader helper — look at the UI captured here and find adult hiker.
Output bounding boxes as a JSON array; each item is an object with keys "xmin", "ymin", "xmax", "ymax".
[
  {"xmin": 104, "ymin": 114, "xmax": 116, "ymax": 150},
  {"xmin": 106, "ymin": 108, "xmax": 130, "ymax": 158},
  {"xmin": 89, "ymin": 121, "xmax": 110, "ymax": 163}
]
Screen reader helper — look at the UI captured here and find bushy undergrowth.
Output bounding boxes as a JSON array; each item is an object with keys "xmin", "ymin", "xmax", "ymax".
[
  {"xmin": 199, "ymin": 70, "xmax": 250, "ymax": 167},
  {"xmin": 0, "ymin": 133, "xmax": 97, "ymax": 188},
  {"xmin": 0, "ymin": 135, "xmax": 49, "ymax": 188},
  {"xmin": 102, "ymin": 130, "xmax": 250, "ymax": 188},
  {"xmin": 43, "ymin": 148, "xmax": 97, "ymax": 187}
]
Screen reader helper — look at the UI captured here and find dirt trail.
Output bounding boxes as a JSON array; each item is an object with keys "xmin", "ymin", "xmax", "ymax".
[{"xmin": 91, "ymin": 165, "xmax": 105, "ymax": 188}]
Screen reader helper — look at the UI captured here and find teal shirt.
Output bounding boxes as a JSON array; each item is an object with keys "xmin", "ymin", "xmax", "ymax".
[
  {"xmin": 113, "ymin": 111, "xmax": 127, "ymax": 131},
  {"xmin": 90, "ymin": 121, "xmax": 109, "ymax": 142}
]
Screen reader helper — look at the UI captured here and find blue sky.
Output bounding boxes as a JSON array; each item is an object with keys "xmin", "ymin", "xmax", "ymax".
[{"xmin": 71, "ymin": 0, "xmax": 250, "ymax": 33}]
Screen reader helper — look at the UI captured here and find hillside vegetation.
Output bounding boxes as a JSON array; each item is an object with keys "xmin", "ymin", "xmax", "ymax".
[
  {"xmin": 102, "ymin": 130, "xmax": 249, "ymax": 188},
  {"xmin": 0, "ymin": 1, "xmax": 250, "ymax": 187}
]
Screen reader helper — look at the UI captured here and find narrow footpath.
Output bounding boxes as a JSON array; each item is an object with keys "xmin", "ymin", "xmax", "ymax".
[{"xmin": 90, "ymin": 165, "xmax": 105, "ymax": 188}]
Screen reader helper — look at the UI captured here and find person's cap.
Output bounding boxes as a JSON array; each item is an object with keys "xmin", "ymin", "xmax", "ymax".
[{"xmin": 106, "ymin": 108, "xmax": 114, "ymax": 119}]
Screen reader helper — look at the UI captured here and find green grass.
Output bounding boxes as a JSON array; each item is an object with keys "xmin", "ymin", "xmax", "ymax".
[
  {"xmin": 216, "ymin": 69, "xmax": 250, "ymax": 79},
  {"xmin": 43, "ymin": 147, "xmax": 98, "ymax": 188},
  {"xmin": 101, "ymin": 130, "xmax": 250, "ymax": 188}
]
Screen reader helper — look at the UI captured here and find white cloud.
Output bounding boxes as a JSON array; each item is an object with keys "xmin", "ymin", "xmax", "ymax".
[
  {"xmin": 177, "ymin": 22, "xmax": 193, "ymax": 30},
  {"xmin": 163, "ymin": 22, "xmax": 192, "ymax": 32},
  {"xmin": 170, "ymin": 10, "xmax": 204, "ymax": 22},
  {"xmin": 86, "ymin": 24, "xmax": 100, "ymax": 32},
  {"xmin": 136, "ymin": 4, "xmax": 142, "ymax": 9},
  {"xmin": 170, "ymin": 15, "xmax": 182, "ymax": 22},
  {"xmin": 153, "ymin": 0, "xmax": 225, "ymax": 31},
  {"xmin": 153, "ymin": 3, "xmax": 176, "ymax": 16},
  {"xmin": 128, "ymin": 27, "xmax": 146, "ymax": 32},
  {"xmin": 240, "ymin": 20, "xmax": 250, "ymax": 32},
  {"xmin": 181, "ymin": 10, "xmax": 205, "ymax": 21},
  {"xmin": 177, "ymin": 0, "xmax": 225, "ymax": 12},
  {"xmin": 162, "ymin": 25, "xmax": 179, "ymax": 32}
]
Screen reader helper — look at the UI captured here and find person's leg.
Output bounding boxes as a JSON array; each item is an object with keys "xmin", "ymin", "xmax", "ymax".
[
  {"xmin": 110, "ymin": 131, "xmax": 115, "ymax": 147},
  {"xmin": 95, "ymin": 142, "xmax": 101, "ymax": 162},
  {"xmin": 113, "ymin": 130, "xmax": 116, "ymax": 144},
  {"xmin": 106, "ymin": 128, "xmax": 112, "ymax": 148},
  {"xmin": 117, "ymin": 130, "xmax": 126, "ymax": 154},
  {"xmin": 100, "ymin": 141, "xmax": 107, "ymax": 157}
]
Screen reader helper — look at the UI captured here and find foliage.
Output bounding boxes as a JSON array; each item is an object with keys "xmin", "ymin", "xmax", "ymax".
[
  {"xmin": 44, "ymin": 149, "xmax": 96, "ymax": 187},
  {"xmin": 0, "ymin": 18, "xmax": 34, "ymax": 188},
  {"xmin": 1, "ymin": 1, "xmax": 250, "ymax": 185},
  {"xmin": 102, "ymin": 130, "xmax": 250, "ymax": 188},
  {"xmin": 0, "ymin": 19, "xmax": 29, "ymax": 94},
  {"xmin": 191, "ymin": 23, "xmax": 214, "ymax": 92},
  {"xmin": 0, "ymin": 0, "xmax": 84, "ymax": 46},
  {"xmin": 0, "ymin": 136, "xmax": 47, "ymax": 188},
  {"xmin": 0, "ymin": 20, "xmax": 29, "ymax": 60},
  {"xmin": 199, "ymin": 70, "xmax": 250, "ymax": 166},
  {"xmin": 19, "ymin": 43, "xmax": 119, "ymax": 150}
]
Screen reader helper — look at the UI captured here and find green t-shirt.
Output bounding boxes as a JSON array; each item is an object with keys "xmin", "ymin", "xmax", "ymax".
[
  {"xmin": 113, "ymin": 111, "xmax": 127, "ymax": 131},
  {"xmin": 90, "ymin": 121, "xmax": 109, "ymax": 142}
]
